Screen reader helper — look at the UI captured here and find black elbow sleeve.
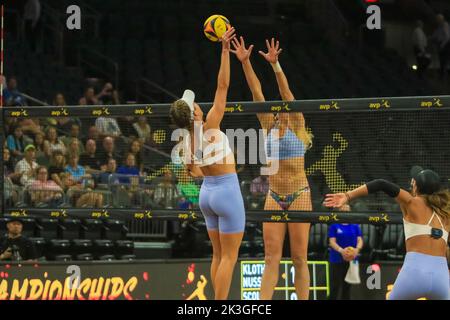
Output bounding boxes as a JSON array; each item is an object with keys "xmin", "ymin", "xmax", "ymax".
[{"xmin": 366, "ymin": 179, "xmax": 401, "ymax": 198}]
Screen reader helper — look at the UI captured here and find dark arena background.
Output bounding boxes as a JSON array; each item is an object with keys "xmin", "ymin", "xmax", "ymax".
[{"xmin": 1, "ymin": 0, "xmax": 449, "ymax": 301}]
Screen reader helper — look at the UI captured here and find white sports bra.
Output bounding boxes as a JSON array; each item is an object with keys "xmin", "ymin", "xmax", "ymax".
[
  {"xmin": 182, "ymin": 127, "xmax": 233, "ymax": 167},
  {"xmin": 403, "ymin": 211, "xmax": 449, "ymax": 243}
]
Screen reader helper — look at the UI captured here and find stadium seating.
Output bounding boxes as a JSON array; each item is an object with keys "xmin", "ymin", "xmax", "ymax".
[
  {"xmin": 46, "ymin": 239, "xmax": 72, "ymax": 261},
  {"xmin": 81, "ymin": 219, "xmax": 104, "ymax": 240},
  {"xmin": 75, "ymin": 253, "xmax": 94, "ymax": 261},
  {"xmin": 59, "ymin": 218, "xmax": 82, "ymax": 240},
  {"xmin": 378, "ymin": 224, "xmax": 406, "ymax": 261},
  {"xmin": 104, "ymin": 219, "xmax": 128, "ymax": 241},
  {"xmin": 308, "ymin": 223, "xmax": 329, "ymax": 261},
  {"xmin": 0, "ymin": 217, "xmax": 134, "ymax": 261},
  {"xmin": 359, "ymin": 224, "xmax": 380, "ymax": 262},
  {"xmin": 4, "ymin": 42, "xmax": 85, "ymax": 105},
  {"xmin": 92, "ymin": 239, "xmax": 115, "ymax": 259},
  {"xmin": 114, "ymin": 240, "xmax": 135, "ymax": 259},
  {"xmin": 71, "ymin": 239, "xmax": 94, "ymax": 258},
  {"xmin": 36, "ymin": 218, "xmax": 59, "ymax": 239},
  {"xmin": 6, "ymin": 0, "xmax": 436, "ymax": 105},
  {"xmin": 29, "ymin": 237, "xmax": 46, "ymax": 260}
]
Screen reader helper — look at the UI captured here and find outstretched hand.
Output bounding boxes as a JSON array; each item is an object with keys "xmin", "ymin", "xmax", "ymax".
[
  {"xmin": 324, "ymin": 193, "xmax": 347, "ymax": 208},
  {"xmin": 258, "ymin": 38, "xmax": 283, "ymax": 64},
  {"xmin": 230, "ymin": 36, "xmax": 254, "ymax": 62},
  {"xmin": 220, "ymin": 27, "xmax": 236, "ymax": 51}
]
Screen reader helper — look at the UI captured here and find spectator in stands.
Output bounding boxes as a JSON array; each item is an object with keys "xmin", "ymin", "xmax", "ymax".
[
  {"xmin": 61, "ymin": 124, "xmax": 84, "ymax": 152},
  {"xmin": 153, "ymin": 170, "xmax": 179, "ymax": 209},
  {"xmin": 49, "ymin": 94, "xmax": 82, "ymax": 131},
  {"xmin": 431, "ymin": 14, "xmax": 450, "ymax": 78},
  {"xmin": 133, "ymin": 116, "xmax": 152, "ymax": 144},
  {"xmin": 43, "ymin": 126, "xmax": 66, "ymax": 158},
  {"xmin": 248, "ymin": 175, "xmax": 269, "ymax": 209},
  {"xmin": 250, "ymin": 175, "xmax": 269, "ymax": 196},
  {"xmin": 412, "ymin": 20, "xmax": 431, "ymax": 77},
  {"xmin": 84, "ymin": 126, "xmax": 100, "ymax": 145},
  {"xmin": 14, "ymin": 144, "xmax": 38, "ymax": 187},
  {"xmin": 178, "ymin": 196, "xmax": 193, "ymax": 210},
  {"xmin": 23, "ymin": 0, "xmax": 41, "ymax": 53},
  {"xmin": 0, "ymin": 74, "xmax": 5, "ymax": 92},
  {"xmin": 98, "ymin": 136, "xmax": 121, "ymax": 169},
  {"xmin": 3, "ymin": 148, "xmax": 20, "ymax": 182},
  {"xmin": 328, "ymin": 205, "xmax": 364, "ymax": 300},
  {"xmin": 0, "ymin": 218, "xmax": 37, "ymax": 261},
  {"xmin": 66, "ymin": 138, "xmax": 82, "ymax": 161},
  {"xmin": 19, "ymin": 118, "xmax": 43, "ymax": 138},
  {"xmin": 98, "ymin": 158, "xmax": 119, "ymax": 185},
  {"xmin": 79, "ymin": 139, "xmax": 102, "ymax": 173},
  {"xmin": 1, "ymin": 74, "xmax": 7, "ymax": 111},
  {"xmin": 4, "ymin": 148, "xmax": 20, "ymax": 205},
  {"xmin": 48, "ymin": 150, "xmax": 66, "ymax": 189},
  {"xmin": 177, "ymin": 169, "xmax": 200, "ymax": 207},
  {"xmin": 33, "ymin": 131, "xmax": 47, "ymax": 164},
  {"xmin": 65, "ymin": 154, "xmax": 86, "ymax": 183},
  {"xmin": 6, "ymin": 124, "xmax": 30, "ymax": 160},
  {"xmin": 4, "ymin": 172, "xmax": 18, "ymax": 206},
  {"xmin": 117, "ymin": 153, "xmax": 140, "ymax": 184},
  {"xmin": 95, "ymin": 116, "xmax": 122, "ymax": 138},
  {"xmin": 117, "ymin": 115, "xmax": 138, "ymax": 138},
  {"xmin": 96, "ymin": 82, "xmax": 120, "ymax": 105},
  {"xmin": 3, "ymin": 76, "xmax": 26, "ymax": 106},
  {"xmin": 63, "ymin": 173, "xmax": 104, "ymax": 208},
  {"xmin": 79, "ymin": 87, "xmax": 99, "ymax": 106},
  {"xmin": 115, "ymin": 153, "xmax": 141, "ymax": 205},
  {"xmin": 63, "ymin": 154, "xmax": 103, "ymax": 208},
  {"xmin": 129, "ymin": 139, "xmax": 144, "ymax": 173},
  {"xmin": 28, "ymin": 166, "xmax": 64, "ymax": 207},
  {"xmin": 53, "ymin": 92, "xmax": 66, "ymax": 107}
]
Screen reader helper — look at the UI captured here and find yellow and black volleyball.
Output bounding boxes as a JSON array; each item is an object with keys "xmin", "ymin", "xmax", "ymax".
[{"xmin": 203, "ymin": 14, "xmax": 231, "ymax": 42}]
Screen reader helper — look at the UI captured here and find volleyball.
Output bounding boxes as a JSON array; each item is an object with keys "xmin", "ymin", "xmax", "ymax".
[{"xmin": 203, "ymin": 14, "xmax": 231, "ymax": 42}]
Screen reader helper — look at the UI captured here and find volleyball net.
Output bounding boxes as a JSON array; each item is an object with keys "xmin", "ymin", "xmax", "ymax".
[{"xmin": 2, "ymin": 96, "xmax": 449, "ymax": 224}]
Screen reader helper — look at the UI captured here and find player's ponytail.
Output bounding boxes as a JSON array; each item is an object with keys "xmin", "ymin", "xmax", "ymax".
[{"xmin": 424, "ymin": 189, "xmax": 450, "ymax": 222}]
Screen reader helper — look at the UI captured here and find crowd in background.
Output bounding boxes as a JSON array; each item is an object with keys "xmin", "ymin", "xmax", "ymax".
[
  {"xmin": 412, "ymin": 13, "xmax": 450, "ymax": 78},
  {"xmin": 2, "ymin": 80, "xmax": 201, "ymax": 210}
]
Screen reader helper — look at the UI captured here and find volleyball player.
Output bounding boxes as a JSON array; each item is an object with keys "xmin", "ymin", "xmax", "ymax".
[
  {"xmin": 231, "ymin": 37, "xmax": 313, "ymax": 300},
  {"xmin": 169, "ymin": 27, "xmax": 245, "ymax": 300},
  {"xmin": 325, "ymin": 166, "xmax": 450, "ymax": 300}
]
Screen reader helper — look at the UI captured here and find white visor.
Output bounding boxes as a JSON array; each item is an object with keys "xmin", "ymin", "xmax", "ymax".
[{"xmin": 181, "ymin": 90, "xmax": 195, "ymax": 118}]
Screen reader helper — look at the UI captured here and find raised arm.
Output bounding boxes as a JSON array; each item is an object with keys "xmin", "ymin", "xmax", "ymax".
[
  {"xmin": 259, "ymin": 38, "xmax": 295, "ymax": 102},
  {"xmin": 231, "ymin": 36, "xmax": 265, "ymax": 102},
  {"xmin": 206, "ymin": 27, "xmax": 236, "ymax": 129},
  {"xmin": 230, "ymin": 36, "xmax": 272, "ymax": 127}
]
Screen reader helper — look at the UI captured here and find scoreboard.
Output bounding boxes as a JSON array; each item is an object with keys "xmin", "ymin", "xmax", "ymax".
[{"xmin": 240, "ymin": 260, "xmax": 329, "ymax": 300}]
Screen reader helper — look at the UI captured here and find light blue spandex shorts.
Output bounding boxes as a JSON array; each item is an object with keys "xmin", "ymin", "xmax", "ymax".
[
  {"xmin": 199, "ymin": 173, "xmax": 246, "ymax": 234},
  {"xmin": 389, "ymin": 252, "xmax": 450, "ymax": 300}
]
